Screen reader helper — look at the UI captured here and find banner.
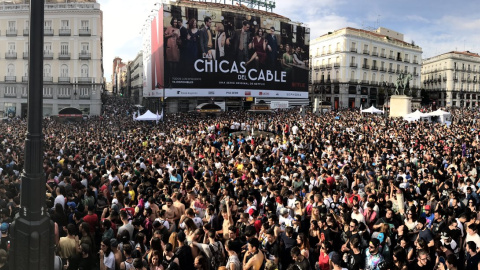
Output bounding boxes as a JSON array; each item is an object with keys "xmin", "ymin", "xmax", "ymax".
[
  {"xmin": 159, "ymin": 4, "xmax": 309, "ymax": 98},
  {"xmin": 143, "ymin": 6, "xmax": 165, "ymax": 98}
]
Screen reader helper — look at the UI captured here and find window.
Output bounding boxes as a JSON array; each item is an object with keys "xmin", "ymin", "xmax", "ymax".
[
  {"xmin": 328, "ymin": 45, "xmax": 331, "ymax": 54},
  {"xmin": 8, "ymin": 21, "xmax": 16, "ymax": 30},
  {"xmin": 81, "ymin": 20, "xmax": 89, "ymax": 30},
  {"xmin": 7, "ymin": 64, "xmax": 15, "ymax": 76},
  {"xmin": 381, "ymin": 61, "xmax": 385, "ymax": 68},
  {"xmin": 363, "ymin": 58, "xmax": 368, "ymax": 65},
  {"xmin": 397, "ymin": 64, "xmax": 400, "ymax": 72},
  {"xmin": 372, "ymin": 73, "xmax": 376, "ymax": 82},
  {"xmin": 25, "ymin": 42, "xmax": 28, "ymax": 53},
  {"xmin": 351, "ymin": 56, "xmax": 355, "ymax": 63},
  {"xmin": 81, "ymin": 64, "xmax": 89, "ymax": 77},
  {"xmin": 363, "ymin": 44, "xmax": 368, "ymax": 52},
  {"xmin": 413, "ymin": 67, "xmax": 417, "ymax": 74},
  {"xmin": 61, "ymin": 43, "xmax": 69, "ymax": 54},
  {"xmin": 322, "ymin": 46, "xmax": 325, "ymax": 54},
  {"xmin": 81, "ymin": 43, "xmax": 89, "ymax": 53},
  {"xmin": 59, "ymin": 88, "xmax": 71, "ymax": 96},
  {"xmin": 336, "ymin": 42, "xmax": 340, "ymax": 51},
  {"xmin": 43, "ymin": 64, "xmax": 51, "ymax": 77},
  {"xmin": 372, "ymin": 60, "xmax": 377, "ymax": 68},
  {"xmin": 22, "ymin": 87, "xmax": 27, "ymax": 96},
  {"xmin": 405, "ymin": 54, "xmax": 409, "ymax": 61},
  {"xmin": 44, "ymin": 42, "xmax": 52, "ymax": 53},
  {"xmin": 60, "ymin": 64, "xmax": 69, "ymax": 77},
  {"xmin": 381, "ymin": 48, "xmax": 385, "ymax": 56},
  {"xmin": 405, "ymin": 66, "xmax": 408, "ymax": 72},
  {"xmin": 61, "ymin": 20, "xmax": 69, "ymax": 29},
  {"xmin": 363, "ymin": 72, "xmax": 367, "ymax": 80},
  {"xmin": 351, "ymin": 71, "xmax": 355, "ymax": 80},
  {"xmin": 8, "ymin": 42, "xmax": 15, "ymax": 52},
  {"xmin": 389, "ymin": 50, "xmax": 393, "ymax": 57},
  {"xmin": 24, "ymin": 20, "xmax": 29, "ymax": 30},
  {"xmin": 24, "ymin": 64, "xmax": 28, "ymax": 76},
  {"xmin": 44, "ymin": 20, "xmax": 52, "ymax": 30}
]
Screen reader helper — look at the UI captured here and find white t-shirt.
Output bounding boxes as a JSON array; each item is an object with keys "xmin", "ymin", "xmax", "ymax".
[
  {"xmin": 465, "ymin": 233, "xmax": 480, "ymax": 251},
  {"xmin": 103, "ymin": 251, "xmax": 116, "ymax": 270}
]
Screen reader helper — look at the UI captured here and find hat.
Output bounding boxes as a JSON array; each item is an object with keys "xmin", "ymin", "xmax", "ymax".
[
  {"xmin": 377, "ymin": 233, "xmax": 385, "ymax": 243},
  {"xmin": 280, "ymin": 208, "xmax": 289, "ymax": 215},
  {"xmin": 110, "ymin": 238, "xmax": 118, "ymax": 248},
  {"xmin": 0, "ymin": 223, "xmax": 8, "ymax": 233},
  {"xmin": 424, "ymin": 205, "xmax": 431, "ymax": 211},
  {"xmin": 67, "ymin": 202, "xmax": 77, "ymax": 209}
]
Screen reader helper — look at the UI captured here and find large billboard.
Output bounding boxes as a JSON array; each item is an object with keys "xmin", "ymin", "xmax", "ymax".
[
  {"xmin": 156, "ymin": 3, "xmax": 309, "ymax": 98},
  {"xmin": 143, "ymin": 6, "xmax": 164, "ymax": 98}
]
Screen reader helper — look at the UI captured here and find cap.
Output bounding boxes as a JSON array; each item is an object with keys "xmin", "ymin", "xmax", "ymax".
[
  {"xmin": 424, "ymin": 205, "xmax": 431, "ymax": 211},
  {"xmin": 280, "ymin": 208, "xmax": 289, "ymax": 215},
  {"xmin": 67, "ymin": 201, "xmax": 77, "ymax": 209},
  {"xmin": 0, "ymin": 223, "xmax": 8, "ymax": 233}
]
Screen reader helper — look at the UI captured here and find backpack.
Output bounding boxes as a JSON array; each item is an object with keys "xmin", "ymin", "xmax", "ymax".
[{"xmin": 208, "ymin": 241, "xmax": 225, "ymax": 269}]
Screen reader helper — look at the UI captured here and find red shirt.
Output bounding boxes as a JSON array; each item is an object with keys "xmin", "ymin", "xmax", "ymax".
[
  {"xmin": 318, "ymin": 251, "xmax": 330, "ymax": 270},
  {"xmin": 83, "ymin": 213, "xmax": 98, "ymax": 233}
]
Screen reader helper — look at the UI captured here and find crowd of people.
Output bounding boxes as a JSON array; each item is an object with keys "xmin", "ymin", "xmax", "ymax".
[{"xmin": 2, "ymin": 97, "xmax": 480, "ymax": 270}]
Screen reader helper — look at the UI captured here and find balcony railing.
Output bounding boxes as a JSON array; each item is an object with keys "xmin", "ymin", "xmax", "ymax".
[
  {"xmin": 349, "ymin": 63, "xmax": 358, "ymax": 68},
  {"xmin": 334, "ymin": 63, "xmax": 340, "ymax": 68},
  {"xmin": 59, "ymin": 28, "xmax": 71, "ymax": 36},
  {"xmin": 44, "ymin": 28, "xmax": 54, "ymax": 36},
  {"xmin": 43, "ymin": 52, "xmax": 53, "ymax": 59},
  {"xmin": 79, "ymin": 28, "xmax": 91, "ymax": 36},
  {"xmin": 388, "ymin": 68, "xmax": 395, "ymax": 73},
  {"xmin": 4, "ymin": 92, "xmax": 16, "ymax": 98},
  {"xmin": 363, "ymin": 50, "xmax": 369, "ymax": 55},
  {"xmin": 5, "ymin": 76, "xmax": 16, "ymax": 82},
  {"xmin": 362, "ymin": 64, "xmax": 370, "ymax": 69},
  {"xmin": 22, "ymin": 76, "xmax": 28, "ymax": 82},
  {"xmin": 404, "ymin": 59, "xmax": 410, "ymax": 63},
  {"xmin": 43, "ymin": 76, "xmax": 53, "ymax": 82},
  {"xmin": 350, "ymin": 48, "xmax": 357, "ymax": 53},
  {"xmin": 5, "ymin": 52, "xmax": 17, "ymax": 59},
  {"xmin": 314, "ymin": 66, "xmax": 320, "ymax": 71},
  {"xmin": 6, "ymin": 29, "xmax": 17, "ymax": 36},
  {"xmin": 388, "ymin": 56, "xmax": 395, "ymax": 60},
  {"xmin": 380, "ymin": 54, "xmax": 386, "ymax": 58},
  {"xmin": 371, "ymin": 66, "xmax": 378, "ymax": 71},
  {"xmin": 413, "ymin": 60, "xmax": 418, "ymax": 64},
  {"xmin": 319, "ymin": 65, "xmax": 326, "ymax": 70},
  {"xmin": 361, "ymin": 80, "xmax": 369, "ymax": 84},
  {"xmin": 77, "ymin": 77, "xmax": 93, "ymax": 83},
  {"xmin": 372, "ymin": 52, "xmax": 378, "ymax": 57},
  {"xmin": 325, "ymin": 64, "xmax": 332, "ymax": 69},
  {"xmin": 57, "ymin": 94, "xmax": 71, "ymax": 99},
  {"xmin": 397, "ymin": 57, "xmax": 402, "ymax": 61},
  {"xmin": 335, "ymin": 49, "xmax": 341, "ymax": 53},
  {"xmin": 23, "ymin": 52, "xmax": 29, "ymax": 59},
  {"xmin": 23, "ymin": 29, "xmax": 29, "ymax": 36},
  {"xmin": 58, "ymin": 53, "xmax": 70, "ymax": 60},
  {"xmin": 396, "ymin": 70, "xmax": 401, "ymax": 74},
  {"xmin": 58, "ymin": 77, "xmax": 70, "ymax": 83},
  {"xmin": 79, "ymin": 52, "xmax": 91, "ymax": 60}
]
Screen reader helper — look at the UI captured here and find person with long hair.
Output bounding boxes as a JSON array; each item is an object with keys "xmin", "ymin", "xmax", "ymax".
[
  {"xmin": 168, "ymin": 232, "xmax": 178, "ymax": 252},
  {"xmin": 99, "ymin": 238, "xmax": 115, "ymax": 270},
  {"xmin": 185, "ymin": 18, "xmax": 200, "ymax": 72},
  {"xmin": 296, "ymin": 233, "xmax": 310, "ymax": 259},
  {"xmin": 392, "ymin": 246, "xmax": 408, "ymax": 270},
  {"xmin": 146, "ymin": 237, "xmax": 164, "ymax": 263},
  {"xmin": 165, "ymin": 17, "xmax": 180, "ymax": 75},
  {"xmin": 162, "ymin": 243, "xmax": 179, "ymax": 269},
  {"xmin": 212, "ymin": 23, "xmax": 226, "ymax": 61},
  {"xmin": 246, "ymin": 28, "xmax": 267, "ymax": 68},
  {"xmin": 149, "ymin": 250, "xmax": 164, "ymax": 270}
]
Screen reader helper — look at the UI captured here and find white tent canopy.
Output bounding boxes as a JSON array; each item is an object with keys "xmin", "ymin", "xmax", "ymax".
[
  {"xmin": 425, "ymin": 109, "xmax": 451, "ymax": 117},
  {"xmin": 135, "ymin": 110, "xmax": 161, "ymax": 121},
  {"xmin": 361, "ymin": 106, "xmax": 384, "ymax": 114},
  {"xmin": 403, "ymin": 110, "xmax": 429, "ymax": 121}
]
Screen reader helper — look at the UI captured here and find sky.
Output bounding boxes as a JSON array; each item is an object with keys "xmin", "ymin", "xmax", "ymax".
[{"xmin": 99, "ymin": 0, "xmax": 480, "ymax": 81}]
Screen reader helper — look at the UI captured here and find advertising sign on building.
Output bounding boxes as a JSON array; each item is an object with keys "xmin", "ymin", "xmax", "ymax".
[{"xmin": 147, "ymin": 3, "xmax": 309, "ymax": 99}]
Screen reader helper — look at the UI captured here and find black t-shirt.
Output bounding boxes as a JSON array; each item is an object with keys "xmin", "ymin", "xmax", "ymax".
[
  {"xmin": 319, "ymin": 227, "xmax": 332, "ymax": 243},
  {"xmin": 418, "ymin": 228, "xmax": 434, "ymax": 244},
  {"xmin": 175, "ymin": 245, "xmax": 195, "ymax": 270},
  {"xmin": 408, "ymin": 260, "xmax": 434, "ymax": 270},
  {"xmin": 294, "ymin": 257, "xmax": 311, "ymax": 270},
  {"xmin": 279, "ymin": 232, "xmax": 297, "ymax": 250},
  {"xmin": 265, "ymin": 240, "xmax": 281, "ymax": 261},
  {"xmin": 348, "ymin": 250, "xmax": 365, "ymax": 270}
]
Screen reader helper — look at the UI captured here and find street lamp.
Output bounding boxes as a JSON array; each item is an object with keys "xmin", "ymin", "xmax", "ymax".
[{"xmin": 9, "ymin": 0, "xmax": 55, "ymax": 269}]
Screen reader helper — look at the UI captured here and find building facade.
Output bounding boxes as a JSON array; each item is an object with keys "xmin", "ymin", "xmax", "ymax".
[
  {"xmin": 310, "ymin": 27, "xmax": 422, "ymax": 110},
  {"xmin": 0, "ymin": 0, "xmax": 103, "ymax": 117},
  {"xmin": 422, "ymin": 51, "xmax": 480, "ymax": 108},
  {"xmin": 126, "ymin": 51, "xmax": 143, "ymax": 105}
]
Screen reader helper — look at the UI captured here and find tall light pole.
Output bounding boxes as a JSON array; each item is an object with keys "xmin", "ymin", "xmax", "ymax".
[{"xmin": 9, "ymin": 0, "xmax": 55, "ymax": 269}]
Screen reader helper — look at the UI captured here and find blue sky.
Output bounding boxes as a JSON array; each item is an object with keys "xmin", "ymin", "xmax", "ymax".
[{"xmin": 99, "ymin": 0, "xmax": 480, "ymax": 80}]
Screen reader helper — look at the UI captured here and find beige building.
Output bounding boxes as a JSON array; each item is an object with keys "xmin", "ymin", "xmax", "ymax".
[
  {"xmin": 126, "ymin": 51, "xmax": 143, "ymax": 105},
  {"xmin": 0, "ymin": 0, "xmax": 103, "ymax": 117},
  {"xmin": 422, "ymin": 51, "xmax": 480, "ymax": 108},
  {"xmin": 310, "ymin": 27, "xmax": 422, "ymax": 110}
]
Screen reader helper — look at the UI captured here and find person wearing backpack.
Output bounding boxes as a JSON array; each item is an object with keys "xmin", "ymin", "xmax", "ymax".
[{"xmin": 194, "ymin": 229, "xmax": 226, "ymax": 269}]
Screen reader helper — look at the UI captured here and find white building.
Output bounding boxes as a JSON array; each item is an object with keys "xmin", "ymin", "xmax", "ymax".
[
  {"xmin": 127, "ymin": 51, "xmax": 144, "ymax": 105},
  {"xmin": 0, "ymin": 0, "xmax": 103, "ymax": 117},
  {"xmin": 422, "ymin": 51, "xmax": 480, "ymax": 108},
  {"xmin": 310, "ymin": 27, "xmax": 422, "ymax": 110}
]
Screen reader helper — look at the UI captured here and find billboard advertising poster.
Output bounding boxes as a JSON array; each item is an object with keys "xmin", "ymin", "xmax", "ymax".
[
  {"xmin": 144, "ymin": 6, "xmax": 165, "ymax": 98},
  {"xmin": 161, "ymin": 4, "xmax": 309, "ymax": 98}
]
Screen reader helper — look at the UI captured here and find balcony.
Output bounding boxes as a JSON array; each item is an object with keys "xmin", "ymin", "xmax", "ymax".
[
  {"xmin": 23, "ymin": 29, "xmax": 29, "ymax": 36},
  {"xmin": 413, "ymin": 60, "xmax": 418, "ymax": 64},
  {"xmin": 349, "ymin": 63, "xmax": 358, "ymax": 68},
  {"xmin": 371, "ymin": 81, "xmax": 378, "ymax": 85},
  {"xmin": 4, "ymin": 76, "xmax": 16, "ymax": 82},
  {"xmin": 43, "ymin": 52, "xmax": 54, "ymax": 60},
  {"xmin": 4, "ymin": 92, "xmax": 16, "ymax": 98},
  {"xmin": 443, "ymin": 77, "xmax": 447, "ymax": 81},
  {"xmin": 57, "ymin": 94, "xmax": 71, "ymax": 99},
  {"xmin": 396, "ymin": 70, "xmax": 401, "ymax": 74},
  {"xmin": 77, "ymin": 77, "xmax": 93, "ymax": 83},
  {"xmin": 397, "ymin": 57, "xmax": 402, "ymax": 61},
  {"xmin": 388, "ymin": 68, "xmax": 395, "ymax": 73},
  {"xmin": 350, "ymin": 48, "xmax": 357, "ymax": 53},
  {"xmin": 335, "ymin": 49, "xmax": 341, "ymax": 53},
  {"xmin": 79, "ymin": 28, "xmax": 91, "ymax": 36},
  {"xmin": 331, "ymin": 79, "xmax": 339, "ymax": 83},
  {"xmin": 79, "ymin": 51, "xmax": 91, "ymax": 60},
  {"xmin": 58, "ymin": 77, "xmax": 70, "ymax": 83},
  {"xmin": 362, "ymin": 64, "xmax": 370, "ymax": 69},
  {"xmin": 361, "ymin": 80, "xmax": 369, "ymax": 84},
  {"xmin": 314, "ymin": 66, "xmax": 320, "ymax": 71},
  {"xmin": 414, "ymin": 73, "xmax": 419, "ymax": 77},
  {"xmin": 325, "ymin": 64, "xmax": 332, "ymax": 69},
  {"xmin": 6, "ymin": 29, "xmax": 17, "ymax": 36},
  {"xmin": 349, "ymin": 79, "xmax": 358, "ymax": 84},
  {"xmin": 44, "ymin": 28, "xmax": 54, "ymax": 36},
  {"xmin": 23, "ymin": 52, "xmax": 29, "ymax": 59},
  {"xmin": 334, "ymin": 63, "xmax": 340, "ymax": 68},
  {"xmin": 22, "ymin": 76, "xmax": 28, "ymax": 82},
  {"xmin": 363, "ymin": 50, "xmax": 369, "ymax": 55},
  {"xmin": 43, "ymin": 76, "xmax": 53, "ymax": 82},
  {"xmin": 59, "ymin": 28, "xmax": 71, "ymax": 36},
  {"xmin": 372, "ymin": 52, "xmax": 378, "ymax": 57},
  {"xmin": 371, "ymin": 66, "xmax": 378, "ymax": 71},
  {"xmin": 388, "ymin": 56, "xmax": 395, "ymax": 60},
  {"xmin": 380, "ymin": 54, "xmax": 386, "ymax": 58},
  {"xmin": 5, "ymin": 52, "xmax": 17, "ymax": 59},
  {"xmin": 58, "ymin": 53, "xmax": 71, "ymax": 60},
  {"xmin": 404, "ymin": 59, "xmax": 410, "ymax": 63}
]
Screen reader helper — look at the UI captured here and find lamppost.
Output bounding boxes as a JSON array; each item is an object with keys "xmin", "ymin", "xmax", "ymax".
[
  {"xmin": 9, "ymin": 0, "xmax": 55, "ymax": 269},
  {"xmin": 382, "ymin": 81, "xmax": 390, "ymax": 127}
]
